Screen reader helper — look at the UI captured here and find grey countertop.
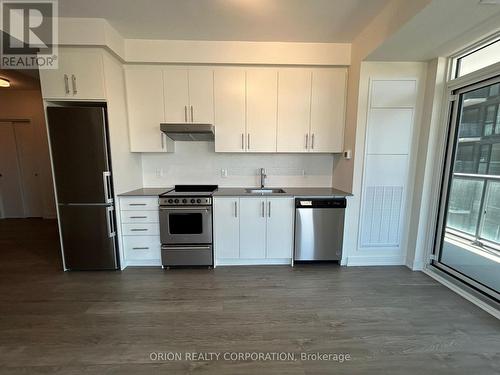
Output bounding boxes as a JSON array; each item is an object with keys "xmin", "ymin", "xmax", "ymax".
[
  {"xmin": 118, "ymin": 187, "xmax": 172, "ymax": 196},
  {"xmin": 213, "ymin": 187, "xmax": 352, "ymax": 198},
  {"xmin": 118, "ymin": 186, "xmax": 352, "ymax": 197}
]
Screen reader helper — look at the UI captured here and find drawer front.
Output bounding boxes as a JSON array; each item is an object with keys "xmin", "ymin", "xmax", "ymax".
[
  {"xmin": 121, "ymin": 210, "xmax": 159, "ymax": 223},
  {"xmin": 122, "ymin": 223, "xmax": 160, "ymax": 236},
  {"xmin": 123, "ymin": 236, "xmax": 161, "ymax": 260},
  {"xmin": 120, "ymin": 197, "xmax": 159, "ymax": 211}
]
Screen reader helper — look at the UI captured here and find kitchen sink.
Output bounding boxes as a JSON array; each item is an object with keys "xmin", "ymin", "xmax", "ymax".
[{"xmin": 245, "ymin": 188, "xmax": 287, "ymax": 194}]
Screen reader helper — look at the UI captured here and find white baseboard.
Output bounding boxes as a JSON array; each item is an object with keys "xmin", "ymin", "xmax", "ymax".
[
  {"xmin": 216, "ymin": 258, "xmax": 292, "ymax": 266},
  {"xmin": 125, "ymin": 259, "xmax": 162, "ymax": 267},
  {"xmin": 346, "ymin": 255, "xmax": 406, "ymax": 266},
  {"xmin": 423, "ymin": 268, "xmax": 500, "ymax": 320}
]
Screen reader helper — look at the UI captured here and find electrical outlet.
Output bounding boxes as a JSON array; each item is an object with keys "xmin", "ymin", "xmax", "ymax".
[
  {"xmin": 221, "ymin": 169, "xmax": 228, "ymax": 178},
  {"xmin": 155, "ymin": 168, "xmax": 164, "ymax": 178}
]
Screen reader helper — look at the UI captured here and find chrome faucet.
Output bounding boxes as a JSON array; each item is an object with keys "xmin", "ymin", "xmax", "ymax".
[{"xmin": 260, "ymin": 168, "xmax": 267, "ymax": 189}]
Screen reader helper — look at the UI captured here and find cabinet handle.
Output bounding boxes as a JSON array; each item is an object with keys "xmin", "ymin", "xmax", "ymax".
[
  {"xmin": 305, "ymin": 134, "xmax": 309, "ymax": 149},
  {"xmin": 268, "ymin": 201, "xmax": 271, "ymax": 218},
  {"xmin": 247, "ymin": 134, "xmax": 250, "ymax": 150},
  {"xmin": 71, "ymin": 74, "xmax": 77, "ymax": 94},
  {"xmin": 241, "ymin": 134, "xmax": 244, "ymax": 150},
  {"xmin": 129, "ymin": 203, "xmax": 147, "ymax": 206},
  {"xmin": 161, "ymin": 133, "xmax": 165, "ymax": 149},
  {"xmin": 184, "ymin": 106, "xmax": 188, "ymax": 122},
  {"xmin": 130, "ymin": 228, "xmax": 148, "ymax": 232},
  {"xmin": 234, "ymin": 201, "xmax": 238, "ymax": 217},
  {"xmin": 261, "ymin": 201, "xmax": 265, "ymax": 217},
  {"xmin": 311, "ymin": 133, "xmax": 315, "ymax": 150},
  {"xmin": 132, "ymin": 247, "xmax": 149, "ymax": 250},
  {"xmin": 190, "ymin": 105, "xmax": 194, "ymax": 122},
  {"xmin": 130, "ymin": 216, "xmax": 147, "ymax": 219},
  {"xmin": 64, "ymin": 74, "xmax": 70, "ymax": 94}
]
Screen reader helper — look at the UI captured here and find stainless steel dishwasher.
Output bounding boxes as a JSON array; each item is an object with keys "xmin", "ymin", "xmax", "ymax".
[{"xmin": 294, "ymin": 198, "xmax": 346, "ymax": 261}]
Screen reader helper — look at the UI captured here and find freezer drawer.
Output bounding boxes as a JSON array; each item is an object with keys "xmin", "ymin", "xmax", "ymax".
[
  {"xmin": 294, "ymin": 198, "xmax": 345, "ymax": 261},
  {"xmin": 58, "ymin": 204, "xmax": 118, "ymax": 270}
]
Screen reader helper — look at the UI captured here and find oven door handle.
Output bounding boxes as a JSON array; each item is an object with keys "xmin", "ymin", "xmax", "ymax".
[{"xmin": 159, "ymin": 206, "xmax": 211, "ymax": 211}]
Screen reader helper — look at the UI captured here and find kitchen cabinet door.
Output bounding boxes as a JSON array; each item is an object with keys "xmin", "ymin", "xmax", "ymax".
[
  {"xmin": 39, "ymin": 49, "xmax": 106, "ymax": 100},
  {"xmin": 310, "ymin": 69, "xmax": 347, "ymax": 153},
  {"xmin": 125, "ymin": 69, "xmax": 171, "ymax": 152},
  {"xmin": 214, "ymin": 198, "xmax": 240, "ymax": 259},
  {"xmin": 239, "ymin": 198, "xmax": 266, "ymax": 259},
  {"xmin": 163, "ymin": 68, "xmax": 190, "ymax": 123},
  {"xmin": 214, "ymin": 69, "xmax": 246, "ymax": 152},
  {"xmin": 276, "ymin": 69, "xmax": 312, "ymax": 152},
  {"xmin": 188, "ymin": 69, "xmax": 214, "ymax": 124},
  {"xmin": 246, "ymin": 69, "xmax": 278, "ymax": 152},
  {"xmin": 266, "ymin": 198, "xmax": 294, "ymax": 259}
]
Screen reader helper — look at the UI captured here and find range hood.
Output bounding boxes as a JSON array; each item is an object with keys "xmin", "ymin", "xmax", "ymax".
[{"xmin": 160, "ymin": 123, "xmax": 215, "ymax": 141}]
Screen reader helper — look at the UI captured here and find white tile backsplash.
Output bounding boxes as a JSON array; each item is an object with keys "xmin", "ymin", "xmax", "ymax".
[{"xmin": 142, "ymin": 142, "xmax": 334, "ymax": 187}]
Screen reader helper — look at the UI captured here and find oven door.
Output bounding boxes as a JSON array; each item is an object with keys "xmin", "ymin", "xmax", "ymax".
[{"xmin": 159, "ymin": 206, "xmax": 212, "ymax": 244}]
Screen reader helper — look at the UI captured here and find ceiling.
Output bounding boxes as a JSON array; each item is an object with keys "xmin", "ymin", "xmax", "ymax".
[
  {"xmin": 58, "ymin": 0, "xmax": 389, "ymax": 42},
  {"xmin": 368, "ymin": 0, "xmax": 500, "ymax": 61}
]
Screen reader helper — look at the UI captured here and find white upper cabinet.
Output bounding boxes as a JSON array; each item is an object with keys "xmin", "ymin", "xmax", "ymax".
[
  {"xmin": 246, "ymin": 69, "xmax": 278, "ymax": 152},
  {"xmin": 163, "ymin": 68, "xmax": 214, "ymax": 123},
  {"xmin": 163, "ymin": 68, "xmax": 190, "ymax": 123},
  {"xmin": 124, "ymin": 68, "xmax": 172, "ymax": 153},
  {"xmin": 189, "ymin": 69, "xmax": 215, "ymax": 123},
  {"xmin": 39, "ymin": 49, "xmax": 106, "ymax": 100},
  {"xmin": 310, "ymin": 68, "xmax": 347, "ymax": 153},
  {"xmin": 276, "ymin": 69, "xmax": 312, "ymax": 152},
  {"xmin": 214, "ymin": 68, "xmax": 246, "ymax": 152},
  {"xmin": 265, "ymin": 198, "xmax": 294, "ymax": 259}
]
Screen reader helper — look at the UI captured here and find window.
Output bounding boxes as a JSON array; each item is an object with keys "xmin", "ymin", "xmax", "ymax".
[{"xmin": 455, "ymin": 38, "xmax": 500, "ymax": 78}]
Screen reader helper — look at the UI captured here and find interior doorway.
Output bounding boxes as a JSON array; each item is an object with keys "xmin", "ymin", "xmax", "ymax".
[{"xmin": 0, "ymin": 120, "xmax": 43, "ymax": 218}]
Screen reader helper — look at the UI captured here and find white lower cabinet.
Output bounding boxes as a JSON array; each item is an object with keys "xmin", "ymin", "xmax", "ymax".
[
  {"xmin": 214, "ymin": 197, "xmax": 294, "ymax": 265},
  {"xmin": 119, "ymin": 197, "xmax": 161, "ymax": 267},
  {"xmin": 239, "ymin": 198, "xmax": 267, "ymax": 259}
]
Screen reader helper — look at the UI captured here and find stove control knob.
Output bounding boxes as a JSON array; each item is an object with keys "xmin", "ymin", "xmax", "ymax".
[
  {"xmin": 197, "ymin": 199, "xmax": 202, "ymax": 203},
  {"xmin": 174, "ymin": 199, "xmax": 179, "ymax": 203},
  {"xmin": 167, "ymin": 199, "xmax": 173, "ymax": 203},
  {"xmin": 182, "ymin": 199, "xmax": 187, "ymax": 204},
  {"xmin": 191, "ymin": 199, "xmax": 196, "ymax": 203}
]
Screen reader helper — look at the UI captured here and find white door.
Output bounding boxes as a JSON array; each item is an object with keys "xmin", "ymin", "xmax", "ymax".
[
  {"xmin": 266, "ymin": 198, "xmax": 294, "ymax": 259},
  {"xmin": 163, "ymin": 68, "xmax": 189, "ymax": 123},
  {"xmin": 277, "ymin": 69, "xmax": 312, "ymax": 152},
  {"xmin": 13, "ymin": 122, "xmax": 43, "ymax": 217},
  {"xmin": 239, "ymin": 198, "xmax": 266, "ymax": 259},
  {"xmin": 310, "ymin": 69, "xmax": 347, "ymax": 153},
  {"xmin": 188, "ymin": 69, "xmax": 214, "ymax": 124},
  {"xmin": 214, "ymin": 68, "xmax": 246, "ymax": 152},
  {"xmin": 0, "ymin": 122, "xmax": 25, "ymax": 218},
  {"xmin": 125, "ymin": 69, "xmax": 169, "ymax": 152},
  {"xmin": 246, "ymin": 69, "xmax": 278, "ymax": 152},
  {"xmin": 214, "ymin": 198, "xmax": 240, "ymax": 259}
]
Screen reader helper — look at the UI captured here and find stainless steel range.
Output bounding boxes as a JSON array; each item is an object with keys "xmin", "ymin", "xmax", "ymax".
[{"xmin": 159, "ymin": 185, "xmax": 217, "ymax": 267}]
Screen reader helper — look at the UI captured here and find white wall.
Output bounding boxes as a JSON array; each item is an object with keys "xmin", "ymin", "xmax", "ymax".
[
  {"xmin": 142, "ymin": 142, "xmax": 334, "ymax": 188},
  {"xmin": 101, "ymin": 51, "xmax": 143, "ymax": 195},
  {"xmin": 0, "ymin": 89, "xmax": 56, "ymax": 218}
]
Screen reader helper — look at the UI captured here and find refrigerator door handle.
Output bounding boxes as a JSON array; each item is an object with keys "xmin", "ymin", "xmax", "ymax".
[
  {"xmin": 102, "ymin": 171, "xmax": 113, "ymax": 203},
  {"xmin": 106, "ymin": 206, "xmax": 116, "ymax": 238}
]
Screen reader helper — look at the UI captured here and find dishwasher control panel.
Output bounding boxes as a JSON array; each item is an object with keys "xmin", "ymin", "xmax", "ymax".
[{"xmin": 296, "ymin": 198, "xmax": 346, "ymax": 208}]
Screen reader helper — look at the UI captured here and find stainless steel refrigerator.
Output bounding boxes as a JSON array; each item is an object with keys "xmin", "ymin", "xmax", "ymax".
[{"xmin": 47, "ymin": 106, "xmax": 118, "ymax": 270}]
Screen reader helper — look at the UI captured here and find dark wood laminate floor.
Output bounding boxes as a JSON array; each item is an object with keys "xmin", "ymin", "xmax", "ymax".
[{"xmin": 0, "ymin": 219, "xmax": 499, "ymax": 374}]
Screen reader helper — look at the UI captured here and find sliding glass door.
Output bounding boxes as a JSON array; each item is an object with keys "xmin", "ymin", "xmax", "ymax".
[{"xmin": 434, "ymin": 77, "xmax": 500, "ymax": 301}]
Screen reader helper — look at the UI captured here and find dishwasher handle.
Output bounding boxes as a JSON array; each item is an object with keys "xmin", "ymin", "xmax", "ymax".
[{"xmin": 295, "ymin": 198, "xmax": 346, "ymax": 209}]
